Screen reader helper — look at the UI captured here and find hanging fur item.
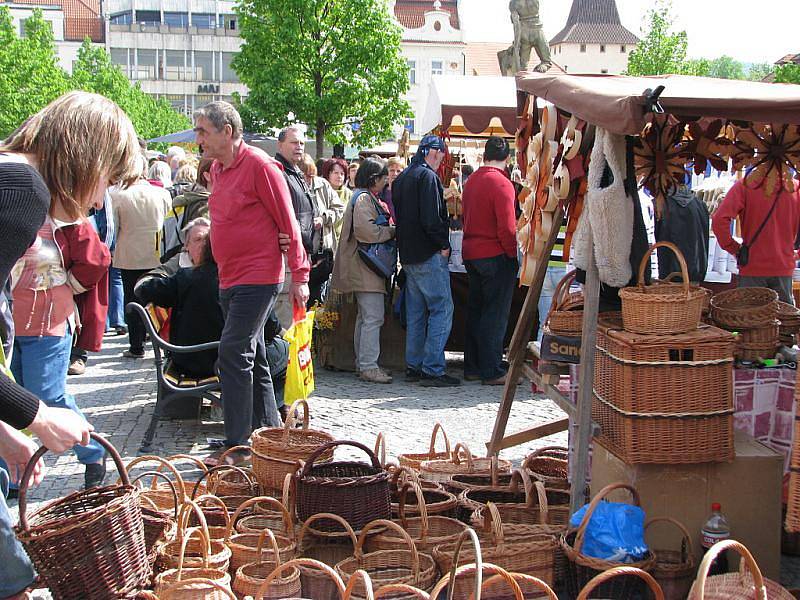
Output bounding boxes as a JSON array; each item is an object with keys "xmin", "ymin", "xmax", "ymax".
[{"xmin": 574, "ymin": 128, "xmax": 634, "ymax": 288}]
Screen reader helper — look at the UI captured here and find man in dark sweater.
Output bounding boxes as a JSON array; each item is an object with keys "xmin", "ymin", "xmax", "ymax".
[
  {"xmin": 393, "ymin": 135, "xmax": 460, "ymax": 387},
  {"xmin": 461, "ymin": 137, "xmax": 518, "ymax": 385}
]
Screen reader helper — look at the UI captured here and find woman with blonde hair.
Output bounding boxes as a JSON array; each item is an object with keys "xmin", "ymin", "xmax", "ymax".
[
  {"xmin": 148, "ymin": 160, "xmax": 173, "ymax": 188},
  {"xmin": 0, "ymin": 90, "xmax": 140, "ymax": 599}
]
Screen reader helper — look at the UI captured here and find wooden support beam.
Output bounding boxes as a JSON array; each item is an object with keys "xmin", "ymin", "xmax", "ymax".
[{"xmin": 490, "ymin": 417, "xmax": 570, "ymax": 452}]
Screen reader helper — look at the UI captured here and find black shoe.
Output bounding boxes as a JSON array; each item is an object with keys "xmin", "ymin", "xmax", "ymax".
[
  {"xmin": 420, "ymin": 373, "xmax": 462, "ymax": 387},
  {"xmin": 84, "ymin": 455, "xmax": 107, "ymax": 490},
  {"xmin": 464, "ymin": 373, "xmax": 481, "ymax": 382},
  {"xmin": 405, "ymin": 368, "xmax": 422, "ymax": 382},
  {"xmin": 122, "ymin": 349, "xmax": 145, "ymax": 358},
  {"xmin": 5, "ymin": 487, "xmax": 19, "ymax": 500}
]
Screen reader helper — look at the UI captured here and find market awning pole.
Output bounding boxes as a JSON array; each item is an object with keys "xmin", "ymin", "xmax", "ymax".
[{"xmin": 571, "ymin": 230, "xmax": 600, "ymax": 515}]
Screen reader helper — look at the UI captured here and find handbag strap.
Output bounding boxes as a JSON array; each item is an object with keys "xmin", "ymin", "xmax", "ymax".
[
  {"xmin": 348, "ymin": 189, "xmax": 388, "ymax": 243},
  {"xmin": 746, "ymin": 188, "xmax": 779, "ymax": 248}
]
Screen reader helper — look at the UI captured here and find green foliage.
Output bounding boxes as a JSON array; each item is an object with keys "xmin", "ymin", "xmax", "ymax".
[
  {"xmin": 71, "ymin": 39, "xmax": 190, "ymax": 139},
  {"xmin": 234, "ymin": 0, "xmax": 411, "ymax": 158},
  {"xmin": 681, "ymin": 58, "xmax": 710, "ymax": 77},
  {"xmin": 625, "ymin": 1, "xmax": 689, "ymax": 76},
  {"xmin": 746, "ymin": 62, "xmax": 773, "ymax": 82},
  {"xmin": 0, "ymin": 7, "xmax": 70, "ymax": 137},
  {"xmin": 706, "ymin": 55, "xmax": 745, "ymax": 80},
  {"xmin": 775, "ymin": 64, "xmax": 800, "ymax": 84}
]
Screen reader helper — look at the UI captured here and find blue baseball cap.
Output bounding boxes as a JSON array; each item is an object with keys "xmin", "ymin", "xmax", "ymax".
[{"xmin": 419, "ymin": 135, "xmax": 446, "ymax": 152}]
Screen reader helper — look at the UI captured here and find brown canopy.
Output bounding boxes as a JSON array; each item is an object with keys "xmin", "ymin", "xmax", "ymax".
[{"xmin": 515, "ymin": 72, "xmax": 800, "ymax": 134}]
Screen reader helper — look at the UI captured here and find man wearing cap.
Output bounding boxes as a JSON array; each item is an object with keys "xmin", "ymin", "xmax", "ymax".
[{"xmin": 392, "ymin": 135, "xmax": 461, "ymax": 387}]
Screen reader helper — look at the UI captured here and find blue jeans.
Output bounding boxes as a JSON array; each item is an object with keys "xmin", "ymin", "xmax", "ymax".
[
  {"xmin": 403, "ymin": 253, "xmax": 454, "ymax": 377},
  {"xmin": 464, "ymin": 255, "xmax": 518, "ymax": 380},
  {"xmin": 106, "ymin": 266, "xmax": 125, "ymax": 328},
  {"xmin": 9, "ymin": 330, "xmax": 104, "ymax": 465},
  {"xmin": 218, "ymin": 284, "xmax": 281, "ymax": 446},
  {"xmin": 0, "ymin": 468, "xmax": 36, "ymax": 597},
  {"xmin": 537, "ymin": 265, "xmax": 568, "ymax": 343}
]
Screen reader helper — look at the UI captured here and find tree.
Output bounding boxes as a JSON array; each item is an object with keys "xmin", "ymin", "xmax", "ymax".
[
  {"xmin": 707, "ymin": 55, "xmax": 745, "ymax": 80},
  {"xmin": 234, "ymin": 0, "xmax": 411, "ymax": 159},
  {"xmin": 0, "ymin": 7, "xmax": 70, "ymax": 137},
  {"xmin": 71, "ymin": 39, "xmax": 190, "ymax": 140},
  {"xmin": 746, "ymin": 62, "xmax": 773, "ymax": 82},
  {"xmin": 775, "ymin": 64, "xmax": 800, "ymax": 85},
  {"xmin": 625, "ymin": 1, "xmax": 689, "ymax": 76}
]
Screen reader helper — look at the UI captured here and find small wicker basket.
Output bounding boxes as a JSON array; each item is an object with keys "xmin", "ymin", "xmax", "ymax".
[
  {"xmin": 232, "ymin": 529, "xmax": 302, "ymax": 600},
  {"xmin": 710, "ymin": 287, "xmax": 779, "ymax": 331},
  {"xmin": 398, "ymin": 422, "xmax": 452, "ymax": 471},
  {"xmin": 578, "ymin": 566, "xmax": 664, "ymax": 600},
  {"xmin": 645, "ymin": 517, "xmax": 696, "ymax": 600},
  {"xmin": 420, "ymin": 443, "xmax": 511, "ymax": 485},
  {"xmin": 546, "ymin": 270, "xmax": 583, "ymax": 337}
]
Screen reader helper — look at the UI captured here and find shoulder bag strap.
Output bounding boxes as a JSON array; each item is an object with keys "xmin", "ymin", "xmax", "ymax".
[{"xmin": 746, "ymin": 188, "xmax": 779, "ymax": 248}]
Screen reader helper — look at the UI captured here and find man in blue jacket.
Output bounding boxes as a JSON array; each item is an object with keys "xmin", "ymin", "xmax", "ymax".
[{"xmin": 393, "ymin": 135, "xmax": 461, "ymax": 387}]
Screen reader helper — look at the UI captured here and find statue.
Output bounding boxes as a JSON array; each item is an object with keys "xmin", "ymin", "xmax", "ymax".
[{"xmin": 498, "ymin": 0, "xmax": 553, "ymax": 76}]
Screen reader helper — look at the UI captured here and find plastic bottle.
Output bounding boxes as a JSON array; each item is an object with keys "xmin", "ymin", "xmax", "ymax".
[{"xmin": 701, "ymin": 502, "xmax": 730, "ymax": 575}]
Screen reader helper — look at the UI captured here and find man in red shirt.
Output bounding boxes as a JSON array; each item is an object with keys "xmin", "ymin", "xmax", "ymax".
[
  {"xmin": 194, "ymin": 101, "xmax": 309, "ymax": 465},
  {"xmin": 712, "ymin": 178, "xmax": 800, "ymax": 304},
  {"xmin": 461, "ymin": 136, "xmax": 519, "ymax": 385}
]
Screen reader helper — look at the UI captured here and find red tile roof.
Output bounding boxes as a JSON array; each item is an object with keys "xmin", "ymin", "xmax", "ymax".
[
  {"xmin": 394, "ymin": 0, "xmax": 459, "ymax": 30},
  {"xmin": 9, "ymin": 0, "xmax": 103, "ymax": 41},
  {"xmin": 776, "ymin": 53, "xmax": 800, "ymax": 65},
  {"xmin": 464, "ymin": 42, "xmax": 566, "ymax": 77}
]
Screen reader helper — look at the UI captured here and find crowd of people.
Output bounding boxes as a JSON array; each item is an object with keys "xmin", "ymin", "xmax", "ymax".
[{"xmin": 0, "ymin": 93, "xmax": 529, "ymax": 599}]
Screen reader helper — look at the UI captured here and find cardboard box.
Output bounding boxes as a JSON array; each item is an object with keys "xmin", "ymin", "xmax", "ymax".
[{"xmin": 591, "ymin": 431, "xmax": 782, "ymax": 580}]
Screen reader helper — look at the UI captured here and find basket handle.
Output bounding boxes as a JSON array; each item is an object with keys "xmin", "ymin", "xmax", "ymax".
[
  {"xmin": 428, "ymin": 422, "xmax": 451, "ymax": 459},
  {"xmin": 124, "ymin": 454, "xmax": 188, "ymax": 501},
  {"xmin": 693, "ymin": 539, "xmax": 768, "ymax": 600},
  {"xmin": 431, "ymin": 562, "xmax": 523, "ymax": 600},
  {"xmin": 282, "ymin": 398, "xmax": 311, "ymax": 439},
  {"xmin": 161, "ymin": 577, "xmax": 236, "ymax": 600},
  {"xmin": 509, "ymin": 468, "xmax": 544, "ymax": 514},
  {"xmin": 374, "ymin": 584, "xmax": 431, "ymax": 599},
  {"xmin": 637, "ymin": 242, "xmax": 690, "ymax": 296},
  {"xmin": 176, "ymin": 499, "xmax": 212, "ymax": 554},
  {"xmin": 300, "ymin": 440, "xmax": 383, "ymax": 476},
  {"xmin": 355, "ymin": 519, "xmax": 420, "ymax": 581},
  {"xmin": 484, "ymin": 503, "xmax": 505, "ymax": 546},
  {"xmin": 577, "ymin": 566, "xmax": 664, "ymax": 600},
  {"xmin": 190, "ymin": 464, "xmax": 251, "ymax": 499},
  {"xmin": 207, "ymin": 458, "xmax": 257, "ymax": 495},
  {"xmin": 374, "ymin": 432, "xmax": 387, "ymax": 469},
  {"xmin": 523, "ymin": 446, "xmax": 569, "ymax": 464},
  {"xmin": 297, "ymin": 512, "xmax": 359, "ymax": 550},
  {"xmin": 18, "ymin": 433, "xmax": 125, "ymax": 532},
  {"xmin": 550, "ymin": 270, "xmax": 580, "ymax": 313},
  {"xmin": 435, "ymin": 528, "xmax": 483, "ymax": 600},
  {"xmin": 130, "ymin": 470, "xmax": 180, "ymax": 519},
  {"xmin": 451, "ymin": 443, "xmax": 475, "ymax": 471},
  {"xmin": 344, "ymin": 569, "xmax": 375, "ymax": 600},
  {"xmin": 255, "ymin": 528, "xmax": 283, "ymax": 568},
  {"xmin": 192, "ymin": 493, "xmax": 231, "ymax": 531},
  {"xmin": 163, "ymin": 453, "xmax": 210, "ymax": 479},
  {"xmin": 398, "ymin": 482, "xmax": 430, "ymax": 538},
  {"xmin": 644, "ymin": 517, "xmax": 695, "ymax": 566},
  {"xmin": 226, "ymin": 496, "xmax": 292, "ymax": 541},
  {"xmin": 477, "ymin": 573, "xmax": 558, "ymax": 600},
  {"xmin": 391, "ymin": 465, "xmax": 421, "ymax": 491},
  {"xmin": 257, "ymin": 558, "xmax": 346, "ymax": 598},
  {"xmin": 176, "ymin": 526, "xmax": 211, "ymax": 576},
  {"xmin": 574, "ymin": 482, "xmax": 641, "ymax": 554}
]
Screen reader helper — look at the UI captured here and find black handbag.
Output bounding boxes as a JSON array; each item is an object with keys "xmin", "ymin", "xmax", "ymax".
[
  {"xmin": 737, "ymin": 192, "xmax": 779, "ymax": 268},
  {"xmin": 350, "ymin": 191, "xmax": 397, "ymax": 280}
]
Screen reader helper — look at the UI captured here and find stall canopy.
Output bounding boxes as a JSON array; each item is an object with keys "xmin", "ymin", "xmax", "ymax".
[
  {"xmin": 515, "ymin": 72, "xmax": 800, "ymax": 135},
  {"xmin": 148, "ymin": 129, "xmax": 275, "ymax": 144},
  {"xmin": 419, "ymin": 75, "xmax": 519, "ymax": 138}
]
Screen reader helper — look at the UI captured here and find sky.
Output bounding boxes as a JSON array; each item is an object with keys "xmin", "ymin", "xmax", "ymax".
[{"xmin": 459, "ymin": 0, "xmax": 800, "ymax": 64}]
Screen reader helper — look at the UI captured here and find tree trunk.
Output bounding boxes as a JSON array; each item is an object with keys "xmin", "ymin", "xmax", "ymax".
[{"xmin": 315, "ymin": 117, "xmax": 326, "ymax": 162}]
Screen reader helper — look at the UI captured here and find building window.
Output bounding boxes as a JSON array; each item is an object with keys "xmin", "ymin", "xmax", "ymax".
[
  {"xmin": 407, "ymin": 59, "xmax": 416, "ymax": 85},
  {"xmin": 431, "ymin": 59, "xmax": 443, "ymax": 76},
  {"xmin": 194, "ymin": 51, "xmax": 214, "ymax": 81},
  {"xmin": 580, "ymin": 44, "xmax": 586, "ymax": 53},
  {"xmin": 621, "ymin": 45, "xmax": 627, "ymax": 53},
  {"xmin": 222, "ymin": 52, "xmax": 238, "ymax": 83},
  {"xmin": 404, "ymin": 119, "xmax": 415, "ymax": 134},
  {"xmin": 136, "ymin": 10, "xmax": 160, "ymax": 26},
  {"xmin": 110, "ymin": 47, "xmax": 129, "ymax": 75},
  {"xmin": 164, "ymin": 94, "xmax": 186, "ymax": 114},
  {"xmin": 135, "ymin": 48, "xmax": 157, "ymax": 79},
  {"xmin": 19, "ymin": 17, "xmax": 53, "ymax": 36},
  {"xmin": 219, "ymin": 14, "xmax": 236, "ymax": 30},
  {"xmin": 164, "ymin": 12, "xmax": 188, "ymax": 28},
  {"xmin": 110, "ymin": 11, "xmax": 132, "ymax": 25},
  {"xmin": 193, "ymin": 94, "xmax": 214, "ymax": 113},
  {"xmin": 600, "ymin": 44, "xmax": 606, "ymax": 53},
  {"xmin": 192, "ymin": 13, "xmax": 215, "ymax": 29},
  {"xmin": 165, "ymin": 50, "xmax": 186, "ymax": 80}
]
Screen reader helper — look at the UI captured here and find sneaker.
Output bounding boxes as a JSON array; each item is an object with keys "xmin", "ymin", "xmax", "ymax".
[
  {"xmin": 84, "ymin": 456, "xmax": 107, "ymax": 490},
  {"xmin": 67, "ymin": 358, "xmax": 86, "ymax": 376},
  {"xmin": 123, "ymin": 349, "xmax": 145, "ymax": 358},
  {"xmin": 420, "ymin": 373, "xmax": 462, "ymax": 387},
  {"xmin": 405, "ymin": 368, "xmax": 422, "ymax": 382},
  {"xmin": 359, "ymin": 368, "xmax": 393, "ymax": 384}
]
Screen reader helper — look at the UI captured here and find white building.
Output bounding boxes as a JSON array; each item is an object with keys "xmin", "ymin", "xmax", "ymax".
[
  {"xmin": 104, "ymin": 0, "xmax": 247, "ymax": 115},
  {"xmin": 549, "ymin": 0, "xmax": 638, "ymax": 75}
]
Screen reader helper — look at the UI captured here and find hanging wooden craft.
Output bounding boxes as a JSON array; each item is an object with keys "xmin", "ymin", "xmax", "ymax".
[
  {"xmin": 516, "ymin": 95, "xmax": 537, "ymax": 179},
  {"xmin": 634, "ymin": 114, "xmax": 689, "ymax": 218},
  {"xmin": 729, "ymin": 123, "xmax": 800, "ymax": 197},
  {"xmin": 684, "ymin": 120, "xmax": 732, "ymax": 174}
]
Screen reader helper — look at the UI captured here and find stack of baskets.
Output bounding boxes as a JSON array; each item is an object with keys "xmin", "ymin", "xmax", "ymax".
[
  {"xmin": 710, "ymin": 287, "xmax": 780, "ymax": 361},
  {"xmin": 600, "ymin": 242, "xmax": 736, "ymax": 464},
  {"xmin": 778, "ymin": 300, "xmax": 800, "ymax": 346}
]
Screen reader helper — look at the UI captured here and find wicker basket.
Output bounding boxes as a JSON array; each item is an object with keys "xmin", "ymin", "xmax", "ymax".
[
  {"xmin": 560, "ymin": 483, "xmax": 656, "ymax": 599},
  {"xmin": 687, "ymin": 539, "xmax": 792, "ymax": 599},
  {"xmin": 391, "ymin": 474, "xmax": 458, "ymax": 519},
  {"xmin": 398, "ymin": 422, "xmax": 452, "ymax": 471},
  {"xmin": 547, "ymin": 270, "xmax": 584, "ymax": 336},
  {"xmin": 156, "ymin": 500, "xmax": 232, "ymax": 574},
  {"xmin": 258, "ymin": 558, "xmax": 347, "ymax": 599},
  {"xmin": 430, "ymin": 562, "xmax": 533, "ymax": 600},
  {"xmin": 233, "ymin": 529, "xmax": 302, "ymax": 600},
  {"xmin": 131, "ymin": 471, "xmax": 179, "ymax": 566},
  {"xmin": 237, "ymin": 473, "xmax": 295, "ymax": 535},
  {"xmin": 444, "ymin": 457, "xmax": 514, "ymax": 496},
  {"xmin": 577, "ymin": 566, "xmax": 664, "ymax": 600},
  {"xmin": 786, "ymin": 373, "xmax": 800, "ymax": 534},
  {"xmin": 125, "ymin": 454, "xmax": 189, "ymax": 512},
  {"xmin": 154, "ymin": 526, "xmax": 232, "ymax": 597},
  {"xmin": 163, "ymin": 453, "xmax": 211, "ymax": 499},
  {"xmin": 619, "ymin": 242, "xmax": 706, "ymax": 335},
  {"xmin": 522, "ymin": 447, "xmax": 569, "ymax": 490},
  {"xmin": 711, "ymin": 287, "xmax": 779, "ymax": 330},
  {"xmin": 225, "ymin": 496, "xmax": 297, "ymax": 575},
  {"xmin": 644, "ymin": 517, "xmax": 696, "ymax": 600},
  {"xmin": 252, "ymin": 399, "xmax": 335, "ymax": 493},
  {"xmin": 15, "ymin": 433, "xmax": 150, "ymax": 600},
  {"xmin": 295, "ymin": 440, "xmax": 391, "ymax": 533},
  {"xmin": 420, "ymin": 443, "xmax": 512, "ymax": 485},
  {"xmin": 159, "ymin": 577, "xmax": 236, "ymax": 600},
  {"xmin": 335, "ymin": 519, "xmax": 439, "ymax": 599},
  {"xmin": 201, "ymin": 451, "xmax": 259, "ymax": 498},
  {"xmin": 374, "ymin": 584, "xmax": 432, "ymax": 599},
  {"xmin": 298, "ymin": 513, "xmax": 360, "ymax": 600},
  {"xmin": 191, "ymin": 494, "xmax": 233, "ymax": 542}
]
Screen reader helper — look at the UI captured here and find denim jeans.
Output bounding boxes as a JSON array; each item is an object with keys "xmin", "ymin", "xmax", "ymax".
[
  {"xmin": 106, "ymin": 266, "xmax": 126, "ymax": 328},
  {"xmin": 9, "ymin": 330, "xmax": 104, "ymax": 466},
  {"xmin": 0, "ymin": 468, "xmax": 36, "ymax": 597},
  {"xmin": 218, "ymin": 284, "xmax": 281, "ymax": 446},
  {"xmin": 403, "ymin": 253, "xmax": 454, "ymax": 377},
  {"xmin": 464, "ymin": 255, "xmax": 518, "ymax": 381},
  {"xmin": 537, "ymin": 265, "xmax": 568, "ymax": 343}
]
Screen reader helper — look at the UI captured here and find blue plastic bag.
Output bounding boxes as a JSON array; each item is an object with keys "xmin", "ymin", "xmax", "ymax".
[{"xmin": 570, "ymin": 501, "xmax": 649, "ymax": 563}]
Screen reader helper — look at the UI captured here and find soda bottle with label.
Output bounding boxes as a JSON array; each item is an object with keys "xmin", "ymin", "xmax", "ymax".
[{"xmin": 700, "ymin": 502, "xmax": 730, "ymax": 575}]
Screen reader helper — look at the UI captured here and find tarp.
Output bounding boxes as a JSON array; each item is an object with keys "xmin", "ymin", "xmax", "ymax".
[
  {"xmin": 515, "ymin": 73, "xmax": 800, "ymax": 135},
  {"xmin": 147, "ymin": 129, "xmax": 276, "ymax": 144},
  {"xmin": 420, "ymin": 75, "xmax": 519, "ymax": 137}
]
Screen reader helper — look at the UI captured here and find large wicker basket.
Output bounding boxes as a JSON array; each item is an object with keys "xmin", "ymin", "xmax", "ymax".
[
  {"xmin": 420, "ymin": 443, "xmax": 511, "ymax": 485},
  {"xmin": 560, "ymin": 483, "xmax": 656, "ymax": 599},
  {"xmin": 546, "ymin": 270, "xmax": 584, "ymax": 336},
  {"xmin": 398, "ymin": 422, "xmax": 452, "ymax": 471},
  {"xmin": 645, "ymin": 517, "xmax": 696, "ymax": 600},
  {"xmin": 710, "ymin": 287, "xmax": 779, "ymax": 331},
  {"xmin": 619, "ymin": 242, "xmax": 706, "ymax": 335},
  {"xmin": 258, "ymin": 558, "xmax": 348, "ymax": 599},
  {"xmin": 522, "ymin": 446, "xmax": 569, "ymax": 490},
  {"xmin": 297, "ymin": 512, "xmax": 360, "ymax": 600},
  {"xmin": 578, "ymin": 566, "xmax": 664, "ymax": 600},
  {"xmin": 15, "ymin": 433, "xmax": 150, "ymax": 600},
  {"xmin": 232, "ymin": 529, "xmax": 302, "ymax": 600},
  {"xmin": 295, "ymin": 440, "xmax": 391, "ymax": 533}
]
